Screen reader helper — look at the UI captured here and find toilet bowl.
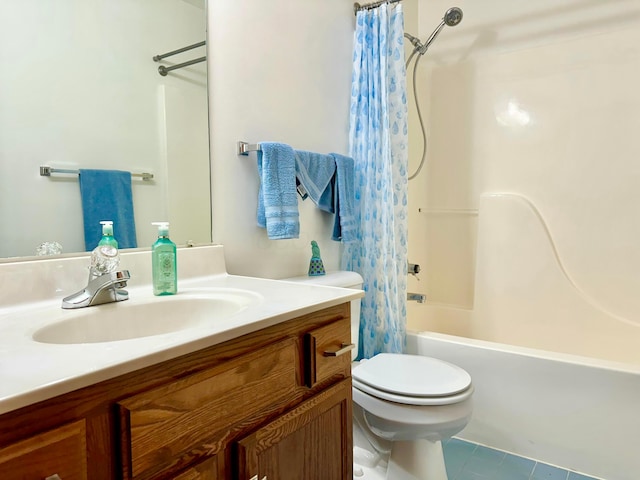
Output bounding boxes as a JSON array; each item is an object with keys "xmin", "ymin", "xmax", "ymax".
[{"xmin": 284, "ymin": 271, "xmax": 473, "ymax": 480}]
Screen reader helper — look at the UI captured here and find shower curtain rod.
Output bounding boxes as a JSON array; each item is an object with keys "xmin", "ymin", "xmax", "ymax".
[{"xmin": 353, "ymin": 0, "xmax": 402, "ymax": 14}]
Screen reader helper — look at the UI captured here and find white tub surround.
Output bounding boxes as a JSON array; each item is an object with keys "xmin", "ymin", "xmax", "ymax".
[
  {"xmin": 0, "ymin": 245, "xmax": 362, "ymax": 415},
  {"xmin": 405, "ymin": 192, "xmax": 640, "ymax": 480}
]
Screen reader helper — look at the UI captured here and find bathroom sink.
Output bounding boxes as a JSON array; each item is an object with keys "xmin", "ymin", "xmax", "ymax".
[{"xmin": 32, "ymin": 288, "xmax": 262, "ymax": 344}]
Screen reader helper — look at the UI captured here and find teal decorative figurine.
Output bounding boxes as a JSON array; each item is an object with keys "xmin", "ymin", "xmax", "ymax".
[{"xmin": 308, "ymin": 240, "xmax": 326, "ymax": 276}]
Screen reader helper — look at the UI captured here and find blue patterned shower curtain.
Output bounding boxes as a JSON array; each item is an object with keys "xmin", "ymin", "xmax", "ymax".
[{"xmin": 343, "ymin": 3, "xmax": 408, "ymax": 359}]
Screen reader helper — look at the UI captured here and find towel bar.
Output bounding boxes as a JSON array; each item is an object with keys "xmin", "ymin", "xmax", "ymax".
[
  {"xmin": 153, "ymin": 41, "xmax": 207, "ymax": 76},
  {"xmin": 158, "ymin": 56, "xmax": 206, "ymax": 76},
  {"xmin": 237, "ymin": 141, "xmax": 261, "ymax": 156},
  {"xmin": 40, "ymin": 166, "xmax": 154, "ymax": 181},
  {"xmin": 153, "ymin": 41, "xmax": 206, "ymax": 62}
]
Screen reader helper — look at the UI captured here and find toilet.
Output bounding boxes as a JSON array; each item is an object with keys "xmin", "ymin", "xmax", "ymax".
[{"xmin": 285, "ymin": 271, "xmax": 473, "ymax": 480}]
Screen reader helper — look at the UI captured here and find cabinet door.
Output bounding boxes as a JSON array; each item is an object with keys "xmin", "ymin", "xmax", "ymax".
[
  {"xmin": 0, "ymin": 419, "xmax": 87, "ymax": 480},
  {"xmin": 117, "ymin": 338, "xmax": 298, "ymax": 480},
  {"xmin": 170, "ymin": 455, "xmax": 222, "ymax": 480},
  {"xmin": 236, "ymin": 378, "xmax": 352, "ymax": 480}
]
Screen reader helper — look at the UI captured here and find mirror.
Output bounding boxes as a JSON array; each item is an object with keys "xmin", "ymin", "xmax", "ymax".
[{"xmin": 0, "ymin": 0, "xmax": 211, "ymax": 259}]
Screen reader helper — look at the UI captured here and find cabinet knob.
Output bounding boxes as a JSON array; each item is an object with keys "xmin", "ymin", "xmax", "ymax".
[
  {"xmin": 249, "ymin": 476, "xmax": 267, "ymax": 480},
  {"xmin": 45, "ymin": 476, "xmax": 62, "ymax": 480},
  {"xmin": 323, "ymin": 343, "xmax": 355, "ymax": 357}
]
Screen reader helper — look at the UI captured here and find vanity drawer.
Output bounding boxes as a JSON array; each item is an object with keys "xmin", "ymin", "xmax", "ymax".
[
  {"xmin": 304, "ymin": 316, "xmax": 352, "ymax": 387},
  {"xmin": 117, "ymin": 338, "xmax": 298, "ymax": 480},
  {"xmin": 0, "ymin": 419, "xmax": 87, "ymax": 480}
]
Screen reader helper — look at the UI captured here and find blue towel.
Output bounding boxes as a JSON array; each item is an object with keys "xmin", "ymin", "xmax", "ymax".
[
  {"xmin": 294, "ymin": 150, "xmax": 336, "ymax": 213},
  {"xmin": 256, "ymin": 142, "xmax": 300, "ymax": 239},
  {"xmin": 79, "ymin": 169, "xmax": 138, "ymax": 251},
  {"xmin": 329, "ymin": 153, "xmax": 357, "ymax": 242}
]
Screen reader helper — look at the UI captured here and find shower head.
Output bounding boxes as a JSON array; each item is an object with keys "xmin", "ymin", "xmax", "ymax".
[
  {"xmin": 409, "ymin": 6, "xmax": 464, "ymax": 55},
  {"xmin": 443, "ymin": 7, "xmax": 463, "ymax": 27}
]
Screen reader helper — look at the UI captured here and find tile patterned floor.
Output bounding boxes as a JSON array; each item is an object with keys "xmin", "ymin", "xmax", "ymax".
[{"xmin": 443, "ymin": 438, "xmax": 601, "ymax": 480}]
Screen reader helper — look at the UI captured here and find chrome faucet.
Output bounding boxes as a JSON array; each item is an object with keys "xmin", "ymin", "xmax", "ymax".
[
  {"xmin": 407, "ymin": 292, "xmax": 427, "ymax": 304},
  {"xmin": 62, "ymin": 270, "xmax": 130, "ymax": 309},
  {"xmin": 62, "ymin": 243, "xmax": 130, "ymax": 309}
]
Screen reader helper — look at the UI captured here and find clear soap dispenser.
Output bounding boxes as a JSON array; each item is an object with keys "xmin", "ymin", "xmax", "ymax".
[
  {"xmin": 151, "ymin": 222, "xmax": 177, "ymax": 296},
  {"xmin": 98, "ymin": 220, "xmax": 118, "ymax": 249}
]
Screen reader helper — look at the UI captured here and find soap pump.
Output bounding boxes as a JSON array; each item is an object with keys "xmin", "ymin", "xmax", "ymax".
[
  {"xmin": 151, "ymin": 222, "xmax": 177, "ymax": 296},
  {"xmin": 98, "ymin": 221, "xmax": 118, "ymax": 249}
]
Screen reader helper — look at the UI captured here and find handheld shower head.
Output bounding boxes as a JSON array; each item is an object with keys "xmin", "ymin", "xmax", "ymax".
[
  {"xmin": 444, "ymin": 7, "xmax": 463, "ymax": 27},
  {"xmin": 406, "ymin": 7, "xmax": 464, "ymax": 181},
  {"xmin": 416, "ymin": 6, "xmax": 464, "ymax": 54}
]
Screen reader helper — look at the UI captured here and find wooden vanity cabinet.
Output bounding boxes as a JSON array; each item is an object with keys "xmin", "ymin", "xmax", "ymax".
[
  {"xmin": 0, "ymin": 419, "xmax": 88, "ymax": 480},
  {"xmin": 0, "ymin": 303, "xmax": 353, "ymax": 480}
]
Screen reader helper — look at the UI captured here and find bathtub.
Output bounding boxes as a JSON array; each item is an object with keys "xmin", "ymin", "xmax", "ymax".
[
  {"xmin": 406, "ymin": 327, "xmax": 640, "ymax": 480},
  {"xmin": 404, "ymin": 195, "xmax": 640, "ymax": 480}
]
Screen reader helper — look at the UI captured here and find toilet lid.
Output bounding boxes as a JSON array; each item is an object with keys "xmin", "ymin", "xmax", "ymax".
[
  {"xmin": 352, "ymin": 353, "xmax": 471, "ymax": 398},
  {"xmin": 352, "ymin": 377, "xmax": 473, "ymax": 406}
]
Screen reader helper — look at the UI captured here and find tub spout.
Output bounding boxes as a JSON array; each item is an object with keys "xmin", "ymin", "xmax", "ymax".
[{"xmin": 407, "ymin": 292, "xmax": 427, "ymax": 304}]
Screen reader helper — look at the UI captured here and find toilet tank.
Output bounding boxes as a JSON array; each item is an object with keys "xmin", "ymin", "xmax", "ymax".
[{"xmin": 283, "ymin": 271, "xmax": 363, "ymax": 360}]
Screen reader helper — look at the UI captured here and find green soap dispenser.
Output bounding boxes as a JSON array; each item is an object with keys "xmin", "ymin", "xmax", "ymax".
[
  {"xmin": 98, "ymin": 221, "xmax": 118, "ymax": 249},
  {"xmin": 151, "ymin": 222, "xmax": 177, "ymax": 296}
]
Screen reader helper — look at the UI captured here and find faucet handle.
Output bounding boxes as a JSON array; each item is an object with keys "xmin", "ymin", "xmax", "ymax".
[
  {"xmin": 90, "ymin": 245, "xmax": 121, "ymax": 278},
  {"xmin": 408, "ymin": 263, "xmax": 421, "ymax": 281}
]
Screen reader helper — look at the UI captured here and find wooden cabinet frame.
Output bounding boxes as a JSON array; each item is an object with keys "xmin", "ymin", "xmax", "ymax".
[{"xmin": 0, "ymin": 303, "xmax": 352, "ymax": 479}]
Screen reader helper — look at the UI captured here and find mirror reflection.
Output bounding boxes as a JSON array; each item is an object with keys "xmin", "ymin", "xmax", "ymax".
[{"xmin": 0, "ymin": 0, "xmax": 211, "ymax": 259}]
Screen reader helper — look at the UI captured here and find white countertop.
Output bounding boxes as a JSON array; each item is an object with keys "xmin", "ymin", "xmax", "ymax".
[{"xmin": 0, "ymin": 247, "xmax": 362, "ymax": 416}]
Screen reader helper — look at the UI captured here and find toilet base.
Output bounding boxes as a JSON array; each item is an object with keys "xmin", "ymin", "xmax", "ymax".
[{"xmin": 386, "ymin": 439, "xmax": 448, "ymax": 480}]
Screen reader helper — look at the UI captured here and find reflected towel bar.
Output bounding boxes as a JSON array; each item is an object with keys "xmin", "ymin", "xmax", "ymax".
[
  {"xmin": 154, "ymin": 41, "xmax": 207, "ymax": 76},
  {"xmin": 158, "ymin": 56, "xmax": 206, "ymax": 76},
  {"xmin": 237, "ymin": 141, "xmax": 261, "ymax": 156},
  {"xmin": 153, "ymin": 41, "xmax": 206, "ymax": 62},
  {"xmin": 40, "ymin": 166, "xmax": 154, "ymax": 181}
]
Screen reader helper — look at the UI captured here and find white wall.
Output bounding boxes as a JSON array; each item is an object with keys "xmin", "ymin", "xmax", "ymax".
[
  {"xmin": 208, "ymin": 0, "xmax": 355, "ymax": 278},
  {"xmin": 407, "ymin": 0, "xmax": 640, "ymax": 342},
  {"xmin": 0, "ymin": 0, "xmax": 208, "ymax": 257}
]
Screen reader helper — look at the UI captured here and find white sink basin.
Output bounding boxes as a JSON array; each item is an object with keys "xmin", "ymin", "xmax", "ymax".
[{"xmin": 32, "ymin": 288, "xmax": 262, "ymax": 344}]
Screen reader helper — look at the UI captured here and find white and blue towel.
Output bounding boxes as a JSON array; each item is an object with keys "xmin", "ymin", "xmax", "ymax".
[{"xmin": 256, "ymin": 142, "xmax": 300, "ymax": 239}]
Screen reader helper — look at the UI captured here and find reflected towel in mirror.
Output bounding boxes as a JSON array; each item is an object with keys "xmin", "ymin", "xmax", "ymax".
[{"xmin": 79, "ymin": 169, "xmax": 138, "ymax": 251}]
